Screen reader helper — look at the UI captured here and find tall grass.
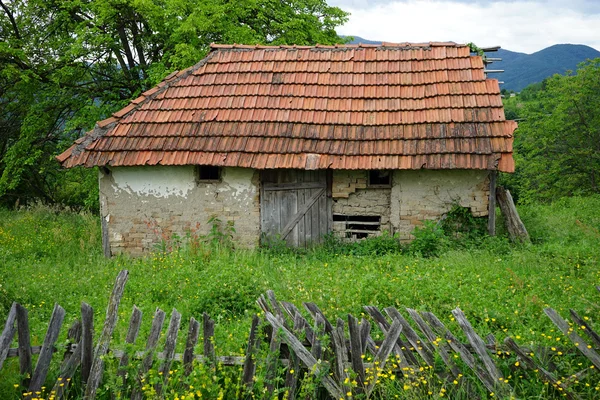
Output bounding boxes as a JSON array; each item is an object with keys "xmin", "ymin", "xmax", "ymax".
[{"xmin": 0, "ymin": 196, "xmax": 599, "ymax": 397}]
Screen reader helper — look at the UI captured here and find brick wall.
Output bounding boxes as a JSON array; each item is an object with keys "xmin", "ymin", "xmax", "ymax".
[{"xmin": 99, "ymin": 166, "xmax": 260, "ymax": 255}]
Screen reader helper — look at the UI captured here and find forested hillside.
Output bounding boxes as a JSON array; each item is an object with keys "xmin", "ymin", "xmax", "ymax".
[{"xmin": 502, "ymin": 59, "xmax": 600, "ymax": 202}]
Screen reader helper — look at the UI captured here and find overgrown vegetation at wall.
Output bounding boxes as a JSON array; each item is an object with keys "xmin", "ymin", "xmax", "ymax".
[{"xmin": 1, "ymin": 196, "xmax": 599, "ymax": 397}]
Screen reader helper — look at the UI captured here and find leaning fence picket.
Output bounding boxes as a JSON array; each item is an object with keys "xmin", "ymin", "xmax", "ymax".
[
  {"xmin": 131, "ymin": 307, "xmax": 165, "ymax": 400},
  {"xmin": 183, "ymin": 317, "xmax": 200, "ymax": 377},
  {"xmin": 27, "ymin": 303, "xmax": 65, "ymax": 398},
  {"xmin": 118, "ymin": 305, "xmax": 142, "ymax": 381},
  {"xmin": 2, "ymin": 272, "xmax": 600, "ymax": 400},
  {"xmin": 15, "ymin": 303, "xmax": 32, "ymax": 387},
  {"xmin": 80, "ymin": 302, "xmax": 94, "ymax": 385},
  {"xmin": 0, "ymin": 302, "xmax": 17, "ymax": 371}
]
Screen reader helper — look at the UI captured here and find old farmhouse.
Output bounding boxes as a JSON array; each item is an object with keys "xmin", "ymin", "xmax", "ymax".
[{"xmin": 57, "ymin": 43, "xmax": 517, "ymax": 255}]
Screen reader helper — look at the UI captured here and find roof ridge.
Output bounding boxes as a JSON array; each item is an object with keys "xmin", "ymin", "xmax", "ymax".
[{"xmin": 209, "ymin": 42, "xmax": 465, "ymax": 50}]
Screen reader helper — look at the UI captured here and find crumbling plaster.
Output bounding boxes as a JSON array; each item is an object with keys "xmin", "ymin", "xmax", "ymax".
[{"xmin": 99, "ymin": 166, "xmax": 260, "ymax": 255}]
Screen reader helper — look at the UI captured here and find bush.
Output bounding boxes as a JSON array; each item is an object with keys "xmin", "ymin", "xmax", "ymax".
[{"xmin": 409, "ymin": 220, "xmax": 448, "ymax": 257}]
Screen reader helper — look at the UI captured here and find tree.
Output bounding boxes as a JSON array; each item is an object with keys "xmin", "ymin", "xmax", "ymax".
[
  {"xmin": 503, "ymin": 59, "xmax": 600, "ymax": 203},
  {"xmin": 0, "ymin": 0, "xmax": 349, "ymax": 208}
]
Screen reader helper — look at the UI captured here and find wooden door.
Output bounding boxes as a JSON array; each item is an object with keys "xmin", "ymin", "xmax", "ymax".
[{"xmin": 260, "ymin": 170, "xmax": 331, "ymax": 247}]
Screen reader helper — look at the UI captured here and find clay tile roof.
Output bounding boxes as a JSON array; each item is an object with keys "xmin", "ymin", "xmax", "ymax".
[{"xmin": 58, "ymin": 42, "xmax": 516, "ymax": 172}]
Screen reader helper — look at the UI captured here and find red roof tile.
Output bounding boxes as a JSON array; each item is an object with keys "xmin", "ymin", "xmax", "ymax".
[{"xmin": 58, "ymin": 43, "xmax": 516, "ymax": 172}]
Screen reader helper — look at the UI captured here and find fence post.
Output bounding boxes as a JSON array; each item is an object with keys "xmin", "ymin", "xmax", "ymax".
[
  {"xmin": 84, "ymin": 269, "xmax": 129, "ymax": 400},
  {"xmin": 28, "ymin": 304, "xmax": 66, "ymax": 396},
  {"xmin": 0, "ymin": 303, "xmax": 17, "ymax": 371}
]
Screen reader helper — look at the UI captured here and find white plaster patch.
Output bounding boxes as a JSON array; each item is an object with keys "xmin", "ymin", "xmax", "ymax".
[
  {"xmin": 110, "ymin": 166, "xmax": 195, "ymax": 198},
  {"xmin": 218, "ymin": 168, "xmax": 256, "ymax": 200}
]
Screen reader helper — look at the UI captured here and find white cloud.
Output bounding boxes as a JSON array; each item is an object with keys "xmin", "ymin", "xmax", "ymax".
[{"xmin": 330, "ymin": 0, "xmax": 600, "ymax": 53}]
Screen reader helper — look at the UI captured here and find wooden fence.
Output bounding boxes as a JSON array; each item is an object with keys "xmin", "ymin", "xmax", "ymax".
[{"xmin": 0, "ymin": 270, "xmax": 599, "ymax": 399}]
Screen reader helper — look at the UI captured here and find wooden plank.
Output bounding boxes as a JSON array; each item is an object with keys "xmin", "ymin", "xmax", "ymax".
[
  {"xmin": 265, "ymin": 317, "xmax": 282, "ymax": 396},
  {"xmin": 347, "ymin": 314, "xmax": 365, "ymax": 394},
  {"xmin": 131, "ymin": 308, "xmax": 166, "ymax": 400},
  {"xmin": 366, "ymin": 319, "xmax": 402, "ymax": 396},
  {"xmin": 29, "ymin": 303, "xmax": 66, "ymax": 395},
  {"xmin": 331, "ymin": 318, "xmax": 349, "ymax": 386},
  {"xmin": 311, "ymin": 186, "xmax": 320, "ymax": 245},
  {"xmin": 156, "ymin": 309, "xmax": 182, "ymax": 395},
  {"xmin": 488, "ymin": 170, "xmax": 497, "ymax": 236},
  {"xmin": 360, "ymin": 318, "xmax": 377, "ymax": 355},
  {"xmin": 263, "ymin": 181, "xmax": 326, "ymax": 191},
  {"xmin": 0, "ymin": 302, "xmax": 17, "ymax": 371},
  {"xmin": 284, "ymin": 312, "xmax": 303, "ymax": 400},
  {"xmin": 264, "ymin": 311, "xmax": 343, "ymax": 399},
  {"xmin": 53, "ymin": 332, "xmax": 83, "ymax": 400},
  {"xmin": 80, "ymin": 302, "xmax": 94, "ymax": 384},
  {"xmin": 318, "ymin": 180, "xmax": 329, "ymax": 242},
  {"xmin": 15, "ymin": 303, "xmax": 32, "ymax": 386},
  {"xmin": 496, "ymin": 187, "xmax": 529, "ymax": 243},
  {"xmin": 118, "ymin": 306, "xmax": 142, "ymax": 380},
  {"xmin": 385, "ymin": 307, "xmax": 436, "ymax": 366},
  {"xmin": 362, "ymin": 305, "xmax": 416, "ymax": 369},
  {"xmin": 203, "ymin": 313, "xmax": 216, "ymax": 365},
  {"xmin": 311, "ymin": 313, "xmax": 326, "ymax": 360},
  {"xmin": 452, "ymin": 307, "xmax": 503, "ymax": 383},
  {"xmin": 569, "ymin": 309, "xmax": 600, "ymax": 348},
  {"xmin": 544, "ymin": 308, "xmax": 600, "ymax": 370},
  {"xmin": 242, "ymin": 315, "xmax": 261, "ymax": 390},
  {"xmin": 303, "ymin": 302, "xmax": 334, "ymax": 335},
  {"xmin": 101, "ymin": 216, "xmax": 111, "ymax": 258},
  {"xmin": 85, "ymin": 269, "xmax": 129, "ymax": 399},
  {"xmin": 184, "ymin": 317, "xmax": 200, "ymax": 376},
  {"xmin": 267, "ymin": 290, "xmax": 286, "ymax": 322},
  {"xmin": 52, "ymin": 320, "xmax": 81, "ymax": 399},
  {"xmin": 421, "ymin": 311, "xmax": 498, "ymax": 393},
  {"xmin": 406, "ymin": 308, "xmax": 460, "ymax": 378},
  {"xmin": 504, "ymin": 337, "xmax": 580, "ymax": 400},
  {"xmin": 297, "ymin": 173, "xmax": 306, "ymax": 248},
  {"xmin": 280, "ymin": 188, "xmax": 325, "ymax": 240}
]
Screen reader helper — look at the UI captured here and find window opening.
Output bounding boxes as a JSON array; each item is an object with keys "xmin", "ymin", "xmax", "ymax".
[
  {"xmin": 333, "ymin": 214, "xmax": 381, "ymax": 239},
  {"xmin": 368, "ymin": 170, "xmax": 391, "ymax": 187},
  {"xmin": 196, "ymin": 166, "xmax": 221, "ymax": 182}
]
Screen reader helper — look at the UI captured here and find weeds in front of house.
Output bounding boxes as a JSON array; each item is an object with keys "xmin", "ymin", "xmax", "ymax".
[{"xmin": 0, "ymin": 196, "xmax": 599, "ymax": 397}]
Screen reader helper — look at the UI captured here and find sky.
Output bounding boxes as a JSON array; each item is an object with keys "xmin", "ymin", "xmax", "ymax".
[{"xmin": 329, "ymin": 0, "xmax": 600, "ymax": 54}]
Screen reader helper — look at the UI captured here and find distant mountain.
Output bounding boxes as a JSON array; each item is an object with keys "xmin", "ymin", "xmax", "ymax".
[
  {"xmin": 342, "ymin": 36, "xmax": 600, "ymax": 92},
  {"xmin": 342, "ymin": 35, "xmax": 383, "ymax": 45},
  {"xmin": 489, "ymin": 44, "xmax": 600, "ymax": 91}
]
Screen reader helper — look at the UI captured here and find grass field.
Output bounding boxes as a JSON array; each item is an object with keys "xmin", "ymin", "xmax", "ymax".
[{"xmin": 1, "ymin": 196, "xmax": 599, "ymax": 398}]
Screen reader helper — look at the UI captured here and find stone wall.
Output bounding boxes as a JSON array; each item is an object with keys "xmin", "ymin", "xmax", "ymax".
[
  {"xmin": 331, "ymin": 170, "xmax": 392, "ymax": 237},
  {"xmin": 331, "ymin": 169, "xmax": 490, "ymax": 241},
  {"xmin": 390, "ymin": 170, "xmax": 491, "ymax": 240},
  {"xmin": 99, "ymin": 166, "xmax": 260, "ymax": 255}
]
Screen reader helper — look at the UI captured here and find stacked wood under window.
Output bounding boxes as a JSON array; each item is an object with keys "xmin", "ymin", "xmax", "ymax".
[{"xmin": 333, "ymin": 214, "xmax": 381, "ymax": 239}]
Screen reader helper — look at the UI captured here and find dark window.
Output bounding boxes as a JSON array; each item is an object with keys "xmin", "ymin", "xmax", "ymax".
[
  {"xmin": 196, "ymin": 166, "xmax": 221, "ymax": 182},
  {"xmin": 368, "ymin": 170, "xmax": 391, "ymax": 187}
]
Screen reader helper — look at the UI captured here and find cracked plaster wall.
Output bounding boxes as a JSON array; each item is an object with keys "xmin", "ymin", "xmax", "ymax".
[{"xmin": 99, "ymin": 166, "xmax": 260, "ymax": 255}]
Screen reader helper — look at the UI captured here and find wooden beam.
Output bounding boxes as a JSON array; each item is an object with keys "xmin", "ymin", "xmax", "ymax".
[{"xmin": 488, "ymin": 171, "xmax": 497, "ymax": 236}]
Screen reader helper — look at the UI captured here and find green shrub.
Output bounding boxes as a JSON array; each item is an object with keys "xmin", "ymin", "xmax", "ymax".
[{"xmin": 409, "ymin": 220, "xmax": 448, "ymax": 257}]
